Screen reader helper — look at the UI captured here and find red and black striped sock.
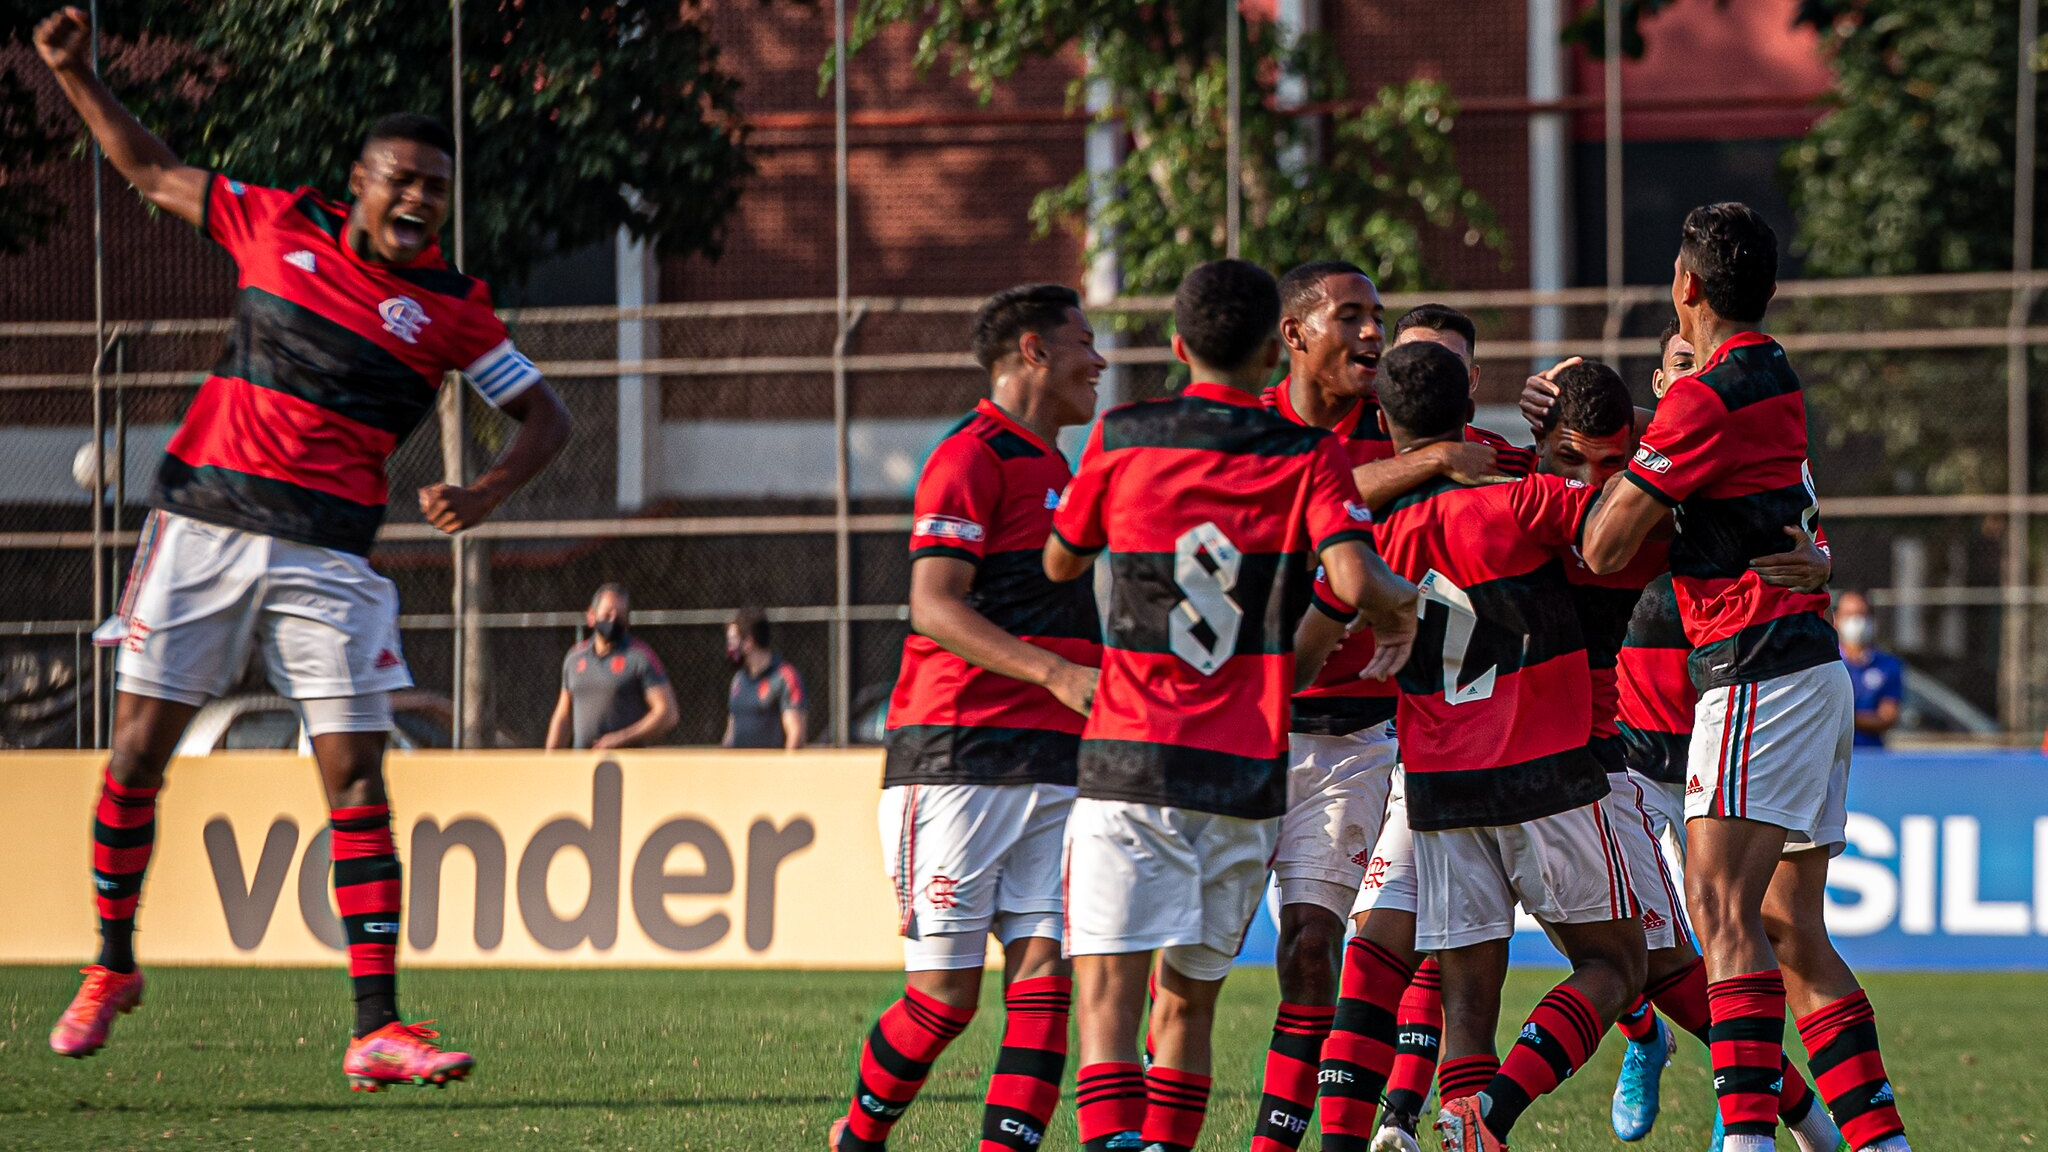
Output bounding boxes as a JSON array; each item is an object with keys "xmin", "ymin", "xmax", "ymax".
[
  {"xmin": 1616, "ymin": 993, "xmax": 1660, "ymax": 1043},
  {"xmin": 1317, "ymin": 937, "xmax": 1413, "ymax": 1150},
  {"xmin": 1650, "ymin": 958, "xmax": 1825, "ymax": 1125},
  {"xmin": 978, "ymin": 975, "xmax": 1069, "ymax": 1151},
  {"xmin": 1437, "ymin": 1054, "xmax": 1500, "ymax": 1102},
  {"xmin": 330, "ymin": 804, "xmax": 403, "ymax": 1038},
  {"xmin": 1076, "ymin": 1061, "xmax": 1147, "ymax": 1152},
  {"xmin": 1707, "ymin": 969, "xmax": 1788, "ymax": 1141},
  {"xmin": 1250, "ymin": 1001, "xmax": 1335, "ymax": 1151},
  {"xmin": 1380, "ymin": 957, "xmax": 1443, "ymax": 1125},
  {"xmin": 838, "ymin": 986, "xmax": 975, "ymax": 1150},
  {"xmin": 1795, "ymin": 990, "xmax": 1906, "ymax": 1149},
  {"xmin": 1142, "ymin": 1065, "xmax": 1212, "ymax": 1152},
  {"xmin": 1480, "ymin": 983, "xmax": 1604, "ymax": 1140},
  {"xmin": 92, "ymin": 771, "xmax": 158, "ymax": 974}
]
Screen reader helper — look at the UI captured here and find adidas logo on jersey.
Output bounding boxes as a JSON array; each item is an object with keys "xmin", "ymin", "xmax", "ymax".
[{"xmin": 284, "ymin": 250, "xmax": 317, "ymax": 273}]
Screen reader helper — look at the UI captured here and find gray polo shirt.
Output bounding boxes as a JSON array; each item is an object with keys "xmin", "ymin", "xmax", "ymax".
[
  {"xmin": 562, "ymin": 638, "xmax": 668, "ymax": 749},
  {"xmin": 728, "ymin": 655, "xmax": 805, "ymax": 749}
]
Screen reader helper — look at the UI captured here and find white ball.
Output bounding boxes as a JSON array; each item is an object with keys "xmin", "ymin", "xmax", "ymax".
[{"xmin": 72, "ymin": 440, "xmax": 106, "ymax": 491}]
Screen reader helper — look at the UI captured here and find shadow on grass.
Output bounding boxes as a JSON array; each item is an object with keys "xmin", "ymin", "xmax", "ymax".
[{"xmin": 8, "ymin": 1091, "xmax": 988, "ymax": 1116}]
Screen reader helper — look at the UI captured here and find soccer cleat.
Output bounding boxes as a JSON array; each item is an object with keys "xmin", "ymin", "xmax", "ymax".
[
  {"xmin": 1373, "ymin": 1117, "xmax": 1426, "ymax": 1152},
  {"xmin": 1435, "ymin": 1095, "xmax": 1506, "ymax": 1152},
  {"xmin": 342, "ymin": 1020, "xmax": 474, "ymax": 1092},
  {"xmin": 51, "ymin": 965, "xmax": 145, "ymax": 1058},
  {"xmin": 1611, "ymin": 1016, "xmax": 1673, "ymax": 1140}
]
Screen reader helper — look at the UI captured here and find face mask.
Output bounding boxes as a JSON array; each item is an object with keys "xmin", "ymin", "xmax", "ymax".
[
  {"xmin": 1837, "ymin": 614, "xmax": 1872, "ymax": 648},
  {"xmin": 594, "ymin": 617, "xmax": 628, "ymax": 645},
  {"xmin": 726, "ymin": 643, "xmax": 745, "ymax": 665}
]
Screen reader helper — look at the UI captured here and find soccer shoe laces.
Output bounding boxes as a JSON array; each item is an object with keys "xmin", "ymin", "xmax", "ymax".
[
  {"xmin": 384, "ymin": 1020, "xmax": 443, "ymax": 1044},
  {"xmin": 67, "ymin": 967, "xmax": 127, "ymax": 1012}
]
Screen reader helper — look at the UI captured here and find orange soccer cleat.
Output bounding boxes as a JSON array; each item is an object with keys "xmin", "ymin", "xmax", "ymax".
[
  {"xmin": 50, "ymin": 965, "xmax": 145, "ymax": 1058},
  {"xmin": 342, "ymin": 1020, "xmax": 475, "ymax": 1092},
  {"xmin": 1435, "ymin": 1095, "xmax": 1509, "ymax": 1152}
]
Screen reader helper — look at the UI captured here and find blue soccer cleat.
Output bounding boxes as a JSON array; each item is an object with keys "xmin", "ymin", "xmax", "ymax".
[{"xmin": 1611, "ymin": 1015, "xmax": 1672, "ymax": 1141}]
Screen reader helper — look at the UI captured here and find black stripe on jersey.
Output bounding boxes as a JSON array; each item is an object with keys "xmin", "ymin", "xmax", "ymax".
[
  {"xmin": 1571, "ymin": 582, "xmax": 1646, "ymax": 669},
  {"xmin": 1395, "ymin": 559, "xmax": 1585, "ymax": 696},
  {"xmin": 910, "ymin": 544, "xmax": 981, "ymax": 565},
  {"xmin": 386, "ymin": 262, "xmax": 480, "ymax": 300},
  {"xmin": 1589, "ymin": 733, "xmax": 1627, "ymax": 774},
  {"xmin": 294, "ymin": 196, "xmax": 348, "ymax": 240},
  {"xmin": 1666, "ymin": 480, "xmax": 1818, "ymax": 582},
  {"xmin": 1078, "ymin": 739, "xmax": 1287, "ymax": 819},
  {"xmin": 958, "ymin": 550, "xmax": 1102, "ymax": 642},
  {"xmin": 1621, "ymin": 574, "xmax": 1688, "ymax": 650},
  {"xmin": 1106, "ymin": 550, "xmax": 1312, "ymax": 658},
  {"xmin": 984, "ymin": 427, "xmax": 1047, "ymax": 460},
  {"xmin": 1404, "ymin": 745, "xmax": 1609, "ymax": 832},
  {"xmin": 153, "ymin": 457, "xmax": 384, "ymax": 555},
  {"xmin": 216, "ymin": 288, "xmax": 440, "ymax": 435},
  {"xmin": 1373, "ymin": 473, "xmax": 1460, "ymax": 521},
  {"xmin": 884, "ymin": 725, "xmax": 1079, "ymax": 787},
  {"xmin": 1687, "ymin": 613, "xmax": 1840, "ymax": 692},
  {"xmin": 1313, "ymin": 527, "xmax": 1376, "ymax": 555},
  {"xmin": 1697, "ymin": 341, "xmax": 1800, "ymax": 412},
  {"xmin": 1289, "ymin": 695, "xmax": 1398, "ymax": 736},
  {"xmin": 1100, "ymin": 396, "xmax": 1327, "ymax": 457},
  {"xmin": 1618, "ymin": 723, "xmax": 1689, "ymax": 785}
]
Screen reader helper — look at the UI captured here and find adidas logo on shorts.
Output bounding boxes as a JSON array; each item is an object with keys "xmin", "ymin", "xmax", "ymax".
[
  {"xmin": 1641, "ymin": 908, "xmax": 1667, "ymax": 931},
  {"xmin": 1686, "ymin": 775, "xmax": 1704, "ymax": 798},
  {"xmin": 374, "ymin": 649, "xmax": 404, "ymax": 670}
]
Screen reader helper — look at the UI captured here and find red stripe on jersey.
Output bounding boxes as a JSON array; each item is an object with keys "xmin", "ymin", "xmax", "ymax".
[
  {"xmin": 1085, "ymin": 649, "xmax": 1292, "ymax": 761},
  {"xmin": 1617, "ymin": 646, "xmax": 1694, "ymax": 735},
  {"xmin": 165, "ymin": 376, "xmax": 395, "ymax": 506}
]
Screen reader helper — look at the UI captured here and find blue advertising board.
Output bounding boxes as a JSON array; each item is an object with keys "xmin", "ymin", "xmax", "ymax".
[{"xmin": 1238, "ymin": 752, "xmax": 2048, "ymax": 971}]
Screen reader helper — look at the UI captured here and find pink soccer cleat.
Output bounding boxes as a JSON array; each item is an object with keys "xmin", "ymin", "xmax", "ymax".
[
  {"xmin": 342, "ymin": 1020, "xmax": 475, "ymax": 1092},
  {"xmin": 1436, "ymin": 1095, "xmax": 1509, "ymax": 1152},
  {"xmin": 50, "ymin": 965, "xmax": 145, "ymax": 1058}
]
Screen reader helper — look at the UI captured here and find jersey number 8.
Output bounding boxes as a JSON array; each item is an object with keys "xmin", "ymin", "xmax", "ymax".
[{"xmin": 1171, "ymin": 522, "xmax": 1243, "ymax": 676}]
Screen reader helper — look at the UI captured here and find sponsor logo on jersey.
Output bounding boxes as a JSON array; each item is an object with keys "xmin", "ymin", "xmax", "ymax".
[
  {"xmin": 913, "ymin": 514, "xmax": 985, "ymax": 543},
  {"xmin": 1344, "ymin": 500, "xmax": 1373, "ymax": 522},
  {"xmin": 1566, "ymin": 478, "xmax": 1587, "ymax": 488},
  {"xmin": 378, "ymin": 296, "xmax": 432, "ymax": 344},
  {"xmin": 1633, "ymin": 445, "xmax": 1673, "ymax": 473},
  {"xmin": 284, "ymin": 250, "xmax": 317, "ymax": 274}
]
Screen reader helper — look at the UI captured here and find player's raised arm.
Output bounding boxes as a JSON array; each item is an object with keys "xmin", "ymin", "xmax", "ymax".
[{"xmin": 34, "ymin": 7, "xmax": 208, "ymax": 226}]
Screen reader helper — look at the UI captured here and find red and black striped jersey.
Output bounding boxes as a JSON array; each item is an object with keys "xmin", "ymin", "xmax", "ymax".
[
  {"xmin": 885, "ymin": 400, "xmax": 1102, "ymax": 787},
  {"xmin": 1565, "ymin": 535, "xmax": 1671, "ymax": 745},
  {"xmin": 1260, "ymin": 379, "xmax": 1534, "ymax": 735},
  {"xmin": 1624, "ymin": 332, "xmax": 1837, "ymax": 690},
  {"xmin": 1615, "ymin": 572, "xmax": 1694, "ymax": 785},
  {"xmin": 1051, "ymin": 382, "xmax": 1375, "ymax": 819},
  {"xmin": 1374, "ymin": 472, "xmax": 1608, "ymax": 831},
  {"xmin": 156, "ymin": 174, "xmax": 540, "ymax": 555}
]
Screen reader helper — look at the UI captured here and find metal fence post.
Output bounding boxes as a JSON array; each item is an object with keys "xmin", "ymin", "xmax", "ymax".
[
  {"xmin": 88, "ymin": 0, "xmax": 106, "ymax": 748},
  {"xmin": 2003, "ymin": 0, "xmax": 2039, "ymax": 735},
  {"xmin": 1600, "ymin": 0, "xmax": 1625, "ymax": 370},
  {"xmin": 831, "ymin": 0, "xmax": 853, "ymax": 746}
]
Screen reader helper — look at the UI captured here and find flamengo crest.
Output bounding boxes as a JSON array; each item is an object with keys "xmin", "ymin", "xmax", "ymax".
[{"xmin": 378, "ymin": 296, "xmax": 431, "ymax": 344}]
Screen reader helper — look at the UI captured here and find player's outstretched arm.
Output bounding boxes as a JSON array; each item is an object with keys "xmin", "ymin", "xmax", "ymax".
[
  {"xmin": 1320, "ymin": 540, "xmax": 1418, "ymax": 680},
  {"xmin": 1352, "ymin": 440, "xmax": 1506, "ymax": 507},
  {"xmin": 419, "ymin": 381, "xmax": 572, "ymax": 533},
  {"xmin": 1579, "ymin": 472, "xmax": 1669, "ymax": 574},
  {"xmin": 912, "ymin": 555, "xmax": 1098, "ymax": 716},
  {"xmin": 34, "ymin": 7, "xmax": 207, "ymax": 226}
]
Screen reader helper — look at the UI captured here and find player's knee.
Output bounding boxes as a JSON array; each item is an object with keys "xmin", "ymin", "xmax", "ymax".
[
  {"xmin": 1277, "ymin": 912, "xmax": 1344, "ymax": 999},
  {"xmin": 104, "ymin": 744, "xmax": 169, "ymax": 791}
]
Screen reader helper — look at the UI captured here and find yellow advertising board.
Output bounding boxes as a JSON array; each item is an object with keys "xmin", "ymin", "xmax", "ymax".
[{"xmin": 0, "ymin": 750, "xmax": 910, "ymax": 968}]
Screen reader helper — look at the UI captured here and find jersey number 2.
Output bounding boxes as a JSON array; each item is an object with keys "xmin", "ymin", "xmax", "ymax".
[
  {"xmin": 1171, "ymin": 522, "xmax": 1243, "ymax": 676},
  {"xmin": 1417, "ymin": 569, "xmax": 1505, "ymax": 705}
]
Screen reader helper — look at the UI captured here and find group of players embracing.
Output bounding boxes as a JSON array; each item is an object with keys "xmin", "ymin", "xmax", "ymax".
[{"xmin": 837, "ymin": 205, "xmax": 1914, "ymax": 1152}]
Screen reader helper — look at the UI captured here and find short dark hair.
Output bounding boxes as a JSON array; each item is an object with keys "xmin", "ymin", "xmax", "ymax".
[
  {"xmin": 731, "ymin": 607, "xmax": 770, "ymax": 647},
  {"xmin": 1278, "ymin": 260, "xmax": 1368, "ymax": 321},
  {"xmin": 1393, "ymin": 303, "xmax": 1478, "ymax": 357},
  {"xmin": 1540, "ymin": 359, "xmax": 1633, "ymax": 439},
  {"xmin": 363, "ymin": 113, "xmax": 456, "ymax": 160},
  {"xmin": 1679, "ymin": 202, "xmax": 1777, "ymax": 323},
  {"xmin": 1375, "ymin": 340, "xmax": 1469, "ymax": 440},
  {"xmin": 1174, "ymin": 259, "xmax": 1281, "ymax": 372},
  {"xmin": 590, "ymin": 582, "xmax": 630, "ymax": 611},
  {"xmin": 970, "ymin": 284, "xmax": 1083, "ymax": 370},
  {"xmin": 1657, "ymin": 317, "xmax": 1683, "ymax": 359}
]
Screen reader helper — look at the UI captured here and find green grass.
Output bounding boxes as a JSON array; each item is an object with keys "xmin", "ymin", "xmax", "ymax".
[{"xmin": 1, "ymin": 966, "xmax": 2039, "ymax": 1149}]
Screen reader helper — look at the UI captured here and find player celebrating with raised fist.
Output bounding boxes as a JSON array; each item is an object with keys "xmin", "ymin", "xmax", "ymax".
[{"xmin": 35, "ymin": 6, "xmax": 570, "ymax": 1089}]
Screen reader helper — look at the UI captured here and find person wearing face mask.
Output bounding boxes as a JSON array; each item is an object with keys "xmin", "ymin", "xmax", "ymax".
[
  {"xmin": 1835, "ymin": 590, "xmax": 1903, "ymax": 749},
  {"xmin": 546, "ymin": 584, "xmax": 679, "ymax": 750},
  {"xmin": 723, "ymin": 608, "xmax": 807, "ymax": 750}
]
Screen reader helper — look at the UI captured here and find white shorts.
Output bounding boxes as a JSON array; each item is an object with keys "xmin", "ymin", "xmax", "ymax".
[
  {"xmin": 1685, "ymin": 662, "xmax": 1853, "ymax": 853},
  {"xmin": 1630, "ymin": 771, "xmax": 1687, "ymax": 885},
  {"xmin": 1414, "ymin": 800, "xmax": 1640, "ymax": 951},
  {"xmin": 1351, "ymin": 767, "xmax": 1418, "ymax": 919},
  {"xmin": 1276, "ymin": 724, "xmax": 1398, "ymax": 918},
  {"xmin": 1604, "ymin": 772, "xmax": 1689, "ymax": 951},
  {"xmin": 880, "ymin": 782, "xmax": 1071, "ymax": 971},
  {"xmin": 1062, "ymin": 797, "xmax": 1279, "ymax": 981},
  {"xmin": 105, "ymin": 511, "xmax": 411, "ymax": 705}
]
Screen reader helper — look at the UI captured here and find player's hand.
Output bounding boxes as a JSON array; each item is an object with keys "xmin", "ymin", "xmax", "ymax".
[
  {"xmin": 418, "ymin": 483, "xmax": 499, "ymax": 533},
  {"xmin": 1752, "ymin": 525, "xmax": 1831, "ymax": 592},
  {"xmin": 34, "ymin": 7, "xmax": 93, "ymax": 74},
  {"xmin": 591, "ymin": 731, "xmax": 629, "ymax": 750},
  {"xmin": 1518, "ymin": 356, "xmax": 1583, "ymax": 433},
  {"xmin": 1428, "ymin": 440, "xmax": 1512, "ymax": 487},
  {"xmin": 1045, "ymin": 661, "xmax": 1099, "ymax": 717},
  {"xmin": 1357, "ymin": 600, "xmax": 1418, "ymax": 681}
]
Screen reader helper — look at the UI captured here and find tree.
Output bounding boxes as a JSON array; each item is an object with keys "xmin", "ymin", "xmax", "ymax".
[
  {"xmin": 1, "ymin": 0, "xmax": 750, "ymax": 285},
  {"xmin": 833, "ymin": 0, "xmax": 1502, "ymax": 295}
]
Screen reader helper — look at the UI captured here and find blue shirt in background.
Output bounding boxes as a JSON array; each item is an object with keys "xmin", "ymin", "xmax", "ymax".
[{"xmin": 1844, "ymin": 647, "xmax": 1905, "ymax": 748}]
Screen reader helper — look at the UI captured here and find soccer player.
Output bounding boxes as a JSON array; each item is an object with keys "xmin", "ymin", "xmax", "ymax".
[
  {"xmin": 36, "ymin": 7, "xmax": 571, "ymax": 1089},
  {"xmin": 830, "ymin": 285, "xmax": 1105, "ymax": 1152},
  {"xmin": 1580, "ymin": 204, "xmax": 1911, "ymax": 1152},
  {"xmin": 1045, "ymin": 259, "xmax": 1418, "ymax": 1152}
]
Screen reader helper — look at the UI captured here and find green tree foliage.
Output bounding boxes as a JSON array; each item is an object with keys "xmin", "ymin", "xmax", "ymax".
[
  {"xmin": 1, "ymin": 0, "xmax": 750, "ymax": 284},
  {"xmin": 834, "ymin": 0, "xmax": 1502, "ymax": 294}
]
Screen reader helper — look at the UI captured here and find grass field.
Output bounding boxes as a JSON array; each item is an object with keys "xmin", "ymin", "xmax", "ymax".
[{"xmin": 1, "ymin": 966, "xmax": 2039, "ymax": 1150}]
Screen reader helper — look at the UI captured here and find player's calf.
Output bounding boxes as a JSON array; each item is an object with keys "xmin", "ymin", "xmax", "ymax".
[{"xmin": 1252, "ymin": 902, "xmax": 1345, "ymax": 1152}]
